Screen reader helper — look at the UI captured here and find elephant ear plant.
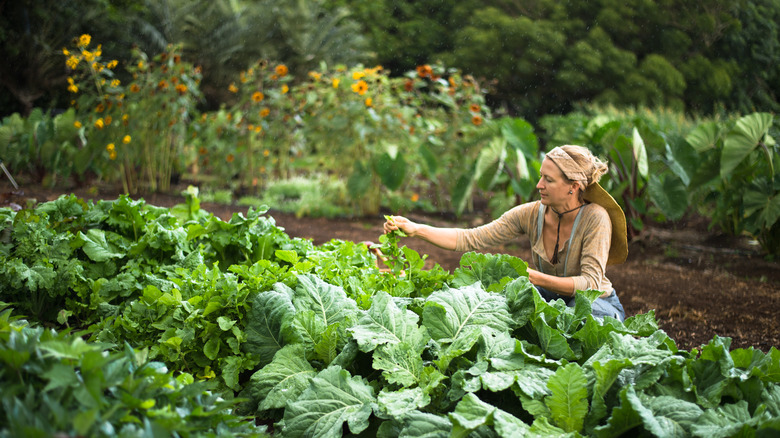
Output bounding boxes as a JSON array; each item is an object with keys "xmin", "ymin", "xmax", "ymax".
[{"xmin": 685, "ymin": 112, "xmax": 779, "ymax": 257}]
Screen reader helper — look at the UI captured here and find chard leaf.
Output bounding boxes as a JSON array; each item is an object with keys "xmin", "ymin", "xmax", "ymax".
[
  {"xmin": 244, "ymin": 344, "xmax": 317, "ymax": 412},
  {"xmin": 377, "ymin": 387, "xmax": 430, "ymax": 418},
  {"xmin": 293, "ymin": 274, "xmax": 358, "ymax": 327},
  {"xmin": 422, "ymin": 283, "xmax": 513, "ymax": 342},
  {"xmin": 245, "ymin": 284, "xmax": 295, "ymax": 366},
  {"xmin": 373, "ymin": 342, "xmax": 424, "ymax": 387},
  {"xmin": 691, "ymin": 401, "xmax": 767, "ymax": 437},
  {"xmin": 314, "ymin": 323, "xmax": 340, "ymax": 365},
  {"xmin": 450, "ymin": 393, "xmax": 530, "ymax": 437},
  {"xmin": 397, "ymin": 411, "xmax": 451, "ymax": 438},
  {"xmin": 545, "ymin": 363, "xmax": 588, "ymax": 433},
  {"xmin": 452, "ymin": 252, "xmax": 527, "ymax": 292},
  {"xmin": 76, "ymin": 229, "xmax": 127, "ymax": 262},
  {"xmin": 349, "ymin": 291, "xmax": 425, "ymax": 352},
  {"xmin": 284, "ymin": 310, "xmax": 324, "ymax": 350},
  {"xmin": 532, "ymin": 316, "xmax": 578, "ymax": 361},
  {"xmin": 282, "ymin": 366, "xmax": 376, "ymax": 438}
]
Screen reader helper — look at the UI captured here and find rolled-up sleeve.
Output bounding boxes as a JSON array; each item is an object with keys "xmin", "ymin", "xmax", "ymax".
[{"xmin": 455, "ymin": 203, "xmax": 535, "ymax": 252}]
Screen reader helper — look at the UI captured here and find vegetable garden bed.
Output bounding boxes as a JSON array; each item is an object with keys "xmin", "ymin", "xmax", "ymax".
[{"xmin": 1, "ymin": 184, "xmax": 778, "ymax": 436}]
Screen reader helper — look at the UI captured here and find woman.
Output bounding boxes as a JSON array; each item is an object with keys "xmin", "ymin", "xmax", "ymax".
[{"xmin": 383, "ymin": 145, "xmax": 628, "ymax": 321}]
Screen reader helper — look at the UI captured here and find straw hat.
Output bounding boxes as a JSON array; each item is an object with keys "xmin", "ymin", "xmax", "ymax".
[{"xmin": 546, "ymin": 146, "xmax": 628, "ymax": 265}]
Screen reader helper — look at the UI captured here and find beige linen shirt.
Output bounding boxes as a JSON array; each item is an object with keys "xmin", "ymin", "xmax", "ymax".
[{"xmin": 455, "ymin": 200, "xmax": 613, "ymax": 294}]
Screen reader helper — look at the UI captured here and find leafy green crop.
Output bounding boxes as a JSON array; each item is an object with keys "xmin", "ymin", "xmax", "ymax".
[{"xmin": 1, "ymin": 194, "xmax": 779, "ymax": 437}]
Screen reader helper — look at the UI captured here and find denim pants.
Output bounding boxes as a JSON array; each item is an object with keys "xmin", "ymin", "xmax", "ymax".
[{"xmin": 534, "ymin": 286, "xmax": 626, "ymax": 322}]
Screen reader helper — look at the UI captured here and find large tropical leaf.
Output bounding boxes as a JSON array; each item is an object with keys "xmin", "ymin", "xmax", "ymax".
[{"xmin": 721, "ymin": 112, "xmax": 774, "ymax": 178}]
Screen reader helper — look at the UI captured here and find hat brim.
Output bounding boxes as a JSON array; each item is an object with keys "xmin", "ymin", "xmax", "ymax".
[{"xmin": 583, "ymin": 183, "xmax": 628, "ymax": 265}]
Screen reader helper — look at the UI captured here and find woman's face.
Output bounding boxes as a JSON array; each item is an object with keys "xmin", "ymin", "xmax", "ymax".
[{"xmin": 537, "ymin": 158, "xmax": 576, "ymax": 207}]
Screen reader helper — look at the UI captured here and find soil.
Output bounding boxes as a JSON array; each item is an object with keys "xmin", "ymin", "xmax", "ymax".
[{"xmin": 2, "ymin": 182, "xmax": 779, "ymax": 353}]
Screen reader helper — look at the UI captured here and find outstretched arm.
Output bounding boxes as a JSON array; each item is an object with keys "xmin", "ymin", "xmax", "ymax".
[{"xmin": 383, "ymin": 215, "xmax": 460, "ymax": 251}]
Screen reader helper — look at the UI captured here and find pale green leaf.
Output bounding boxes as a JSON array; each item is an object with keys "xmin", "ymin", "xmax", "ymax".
[
  {"xmin": 244, "ymin": 344, "xmax": 317, "ymax": 412},
  {"xmin": 283, "ymin": 366, "xmax": 376, "ymax": 438},
  {"xmin": 349, "ymin": 291, "xmax": 425, "ymax": 352},
  {"xmin": 545, "ymin": 363, "xmax": 588, "ymax": 433},
  {"xmin": 422, "ymin": 283, "xmax": 513, "ymax": 342}
]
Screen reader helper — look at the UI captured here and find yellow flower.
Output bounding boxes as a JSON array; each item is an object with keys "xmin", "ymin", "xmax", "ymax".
[
  {"xmin": 137, "ymin": 60, "xmax": 145, "ymax": 70},
  {"xmin": 259, "ymin": 108, "xmax": 270, "ymax": 118},
  {"xmin": 364, "ymin": 98, "xmax": 373, "ymax": 107},
  {"xmin": 122, "ymin": 135, "xmax": 131, "ymax": 144},
  {"xmin": 95, "ymin": 118, "xmax": 104, "ymax": 129},
  {"xmin": 352, "ymin": 71, "xmax": 365, "ymax": 80},
  {"xmin": 281, "ymin": 84, "xmax": 289, "ymax": 94},
  {"xmin": 332, "ymin": 78, "xmax": 340, "ymax": 89},
  {"xmin": 275, "ymin": 64, "xmax": 289, "ymax": 77},
  {"xmin": 254, "ymin": 125, "xmax": 262, "ymax": 133},
  {"xmin": 351, "ymin": 80, "xmax": 368, "ymax": 95},
  {"xmin": 74, "ymin": 121, "xmax": 82, "ymax": 128},
  {"xmin": 252, "ymin": 91, "xmax": 264, "ymax": 102},
  {"xmin": 78, "ymin": 34, "xmax": 91, "ymax": 48},
  {"xmin": 308, "ymin": 71, "xmax": 322, "ymax": 81},
  {"xmin": 106, "ymin": 143, "xmax": 115, "ymax": 152},
  {"xmin": 68, "ymin": 83, "xmax": 79, "ymax": 93},
  {"xmin": 111, "ymin": 79, "xmax": 121, "ymax": 87},
  {"xmin": 83, "ymin": 50, "xmax": 95, "ymax": 63},
  {"xmin": 109, "ymin": 150, "xmax": 117, "ymax": 160},
  {"xmin": 263, "ymin": 149, "xmax": 270, "ymax": 157},
  {"xmin": 228, "ymin": 83, "xmax": 238, "ymax": 93},
  {"xmin": 107, "ymin": 60, "xmax": 118, "ymax": 69},
  {"xmin": 66, "ymin": 56, "xmax": 80, "ymax": 70}
]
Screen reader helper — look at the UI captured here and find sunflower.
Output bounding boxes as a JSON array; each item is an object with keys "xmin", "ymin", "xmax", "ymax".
[{"xmin": 351, "ymin": 80, "xmax": 368, "ymax": 95}]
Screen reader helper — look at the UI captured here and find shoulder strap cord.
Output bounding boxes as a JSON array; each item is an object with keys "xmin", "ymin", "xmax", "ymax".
[{"xmin": 536, "ymin": 204, "xmax": 587, "ymax": 276}]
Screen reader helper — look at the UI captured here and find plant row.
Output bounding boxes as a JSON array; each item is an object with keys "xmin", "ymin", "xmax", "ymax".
[
  {"xmin": 1, "ymin": 33, "xmax": 778, "ymax": 255},
  {"xmin": 1, "ymin": 193, "xmax": 779, "ymax": 437}
]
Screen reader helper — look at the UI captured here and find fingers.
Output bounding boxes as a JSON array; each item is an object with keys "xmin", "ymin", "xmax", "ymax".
[{"xmin": 383, "ymin": 215, "xmax": 408, "ymax": 234}]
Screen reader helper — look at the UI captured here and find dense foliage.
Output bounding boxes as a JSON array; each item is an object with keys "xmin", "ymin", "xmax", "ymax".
[
  {"xmin": 2, "ymin": 0, "xmax": 779, "ymax": 119},
  {"xmin": 1, "ymin": 194, "xmax": 779, "ymax": 436}
]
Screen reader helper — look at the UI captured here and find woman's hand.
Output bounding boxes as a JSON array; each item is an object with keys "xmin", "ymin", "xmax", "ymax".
[{"xmin": 383, "ymin": 215, "xmax": 418, "ymax": 236}]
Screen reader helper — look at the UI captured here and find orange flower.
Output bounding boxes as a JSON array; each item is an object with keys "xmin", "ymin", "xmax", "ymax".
[
  {"xmin": 364, "ymin": 98, "xmax": 373, "ymax": 107},
  {"xmin": 74, "ymin": 121, "xmax": 82, "ymax": 128},
  {"xmin": 105, "ymin": 115, "xmax": 112, "ymax": 125},
  {"xmin": 158, "ymin": 80, "xmax": 169, "ymax": 90},
  {"xmin": 411, "ymin": 193, "xmax": 420, "ymax": 202},
  {"xmin": 416, "ymin": 64, "xmax": 432, "ymax": 78},
  {"xmin": 404, "ymin": 79, "xmax": 414, "ymax": 92},
  {"xmin": 252, "ymin": 91, "xmax": 264, "ymax": 102},
  {"xmin": 470, "ymin": 103, "xmax": 481, "ymax": 113},
  {"xmin": 471, "ymin": 115, "xmax": 483, "ymax": 126},
  {"xmin": 175, "ymin": 83, "xmax": 188, "ymax": 94},
  {"xmin": 226, "ymin": 154, "xmax": 235, "ymax": 163},
  {"xmin": 351, "ymin": 80, "xmax": 368, "ymax": 95},
  {"xmin": 228, "ymin": 83, "xmax": 238, "ymax": 93},
  {"xmin": 281, "ymin": 84, "xmax": 289, "ymax": 94},
  {"xmin": 130, "ymin": 83, "xmax": 141, "ymax": 93},
  {"xmin": 259, "ymin": 108, "xmax": 270, "ymax": 118},
  {"xmin": 275, "ymin": 64, "xmax": 289, "ymax": 77}
]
